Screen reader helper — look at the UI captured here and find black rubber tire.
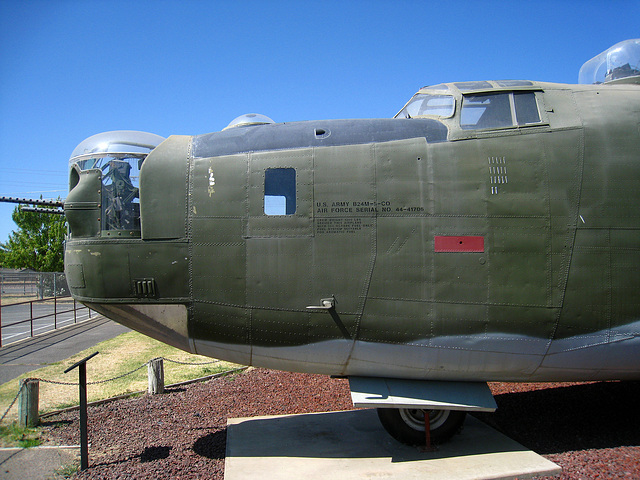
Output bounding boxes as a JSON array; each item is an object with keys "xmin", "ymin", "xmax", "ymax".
[{"xmin": 376, "ymin": 408, "xmax": 466, "ymax": 445}]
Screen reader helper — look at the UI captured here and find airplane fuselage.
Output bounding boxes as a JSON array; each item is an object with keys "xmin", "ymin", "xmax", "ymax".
[{"xmin": 64, "ymin": 80, "xmax": 640, "ymax": 382}]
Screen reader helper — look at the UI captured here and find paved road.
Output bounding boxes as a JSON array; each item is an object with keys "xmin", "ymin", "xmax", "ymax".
[
  {"xmin": 0, "ymin": 446, "xmax": 79, "ymax": 480},
  {"xmin": 1, "ymin": 299, "xmax": 93, "ymax": 346},
  {"xmin": 0, "ymin": 314, "xmax": 131, "ymax": 385}
]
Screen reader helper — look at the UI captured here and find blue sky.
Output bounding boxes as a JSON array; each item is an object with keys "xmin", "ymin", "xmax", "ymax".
[{"xmin": 1, "ymin": 0, "xmax": 638, "ymax": 245}]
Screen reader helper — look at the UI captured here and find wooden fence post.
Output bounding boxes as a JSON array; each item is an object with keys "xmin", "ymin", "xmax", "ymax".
[
  {"xmin": 148, "ymin": 358, "xmax": 164, "ymax": 394},
  {"xmin": 18, "ymin": 379, "xmax": 39, "ymax": 427}
]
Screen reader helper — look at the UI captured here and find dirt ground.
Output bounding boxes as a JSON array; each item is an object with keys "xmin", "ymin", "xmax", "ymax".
[{"xmin": 39, "ymin": 369, "xmax": 640, "ymax": 479}]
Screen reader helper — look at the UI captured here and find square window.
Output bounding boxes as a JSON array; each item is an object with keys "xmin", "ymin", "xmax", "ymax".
[{"xmin": 264, "ymin": 168, "xmax": 296, "ymax": 215}]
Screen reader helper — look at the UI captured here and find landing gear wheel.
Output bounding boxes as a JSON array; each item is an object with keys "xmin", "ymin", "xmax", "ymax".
[{"xmin": 376, "ymin": 408, "xmax": 466, "ymax": 445}]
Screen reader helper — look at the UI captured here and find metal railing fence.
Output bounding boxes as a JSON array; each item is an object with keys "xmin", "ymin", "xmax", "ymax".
[{"xmin": 0, "ymin": 271, "xmax": 91, "ymax": 347}]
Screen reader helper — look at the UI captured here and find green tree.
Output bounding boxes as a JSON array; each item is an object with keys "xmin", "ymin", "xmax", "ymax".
[{"xmin": 0, "ymin": 205, "xmax": 66, "ymax": 272}]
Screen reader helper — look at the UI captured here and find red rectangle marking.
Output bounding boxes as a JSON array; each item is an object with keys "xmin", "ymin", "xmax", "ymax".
[{"xmin": 434, "ymin": 236, "xmax": 484, "ymax": 253}]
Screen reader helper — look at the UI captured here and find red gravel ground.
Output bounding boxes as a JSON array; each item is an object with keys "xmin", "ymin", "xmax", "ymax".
[{"xmin": 40, "ymin": 369, "xmax": 640, "ymax": 479}]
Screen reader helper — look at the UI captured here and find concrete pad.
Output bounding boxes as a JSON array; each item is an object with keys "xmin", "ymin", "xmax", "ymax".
[
  {"xmin": 0, "ymin": 445, "xmax": 79, "ymax": 480},
  {"xmin": 225, "ymin": 409, "xmax": 561, "ymax": 480}
]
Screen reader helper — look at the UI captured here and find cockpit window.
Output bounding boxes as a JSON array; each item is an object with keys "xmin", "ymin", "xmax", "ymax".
[
  {"xmin": 460, "ymin": 92, "xmax": 541, "ymax": 130},
  {"xmin": 395, "ymin": 94, "xmax": 455, "ymax": 119},
  {"xmin": 513, "ymin": 92, "xmax": 541, "ymax": 125},
  {"xmin": 495, "ymin": 80, "xmax": 534, "ymax": 87},
  {"xmin": 455, "ymin": 81, "xmax": 493, "ymax": 92},
  {"xmin": 461, "ymin": 93, "xmax": 512, "ymax": 130}
]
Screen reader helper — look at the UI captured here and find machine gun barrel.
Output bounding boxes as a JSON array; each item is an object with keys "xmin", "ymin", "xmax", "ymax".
[
  {"xmin": 0, "ymin": 196, "xmax": 65, "ymax": 215},
  {"xmin": 19, "ymin": 206, "xmax": 66, "ymax": 215},
  {"xmin": 0, "ymin": 196, "xmax": 64, "ymax": 208}
]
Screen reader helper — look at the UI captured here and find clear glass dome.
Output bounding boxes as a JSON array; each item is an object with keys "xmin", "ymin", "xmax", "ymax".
[
  {"xmin": 70, "ymin": 130, "xmax": 165, "ymax": 166},
  {"xmin": 579, "ymin": 39, "xmax": 640, "ymax": 84},
  {"xmin": 223, "ymin": 113, "xmax": 275, "ymax": 130}
]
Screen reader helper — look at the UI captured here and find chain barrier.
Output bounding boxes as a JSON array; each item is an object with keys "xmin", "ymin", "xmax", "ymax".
[
  {"xmin": 29, "ymin": 361, "xmax": 151, "ymax": 387},
  {"xmin": 0, "ymin": 356, "xmax": 228, "ymax": 423},
  {"xmin": 87, "ymin": 362, "xmax": 151, "ymax": 386},
  {"xmin": 161, "ymin": 357, "xmax": 221, "ymax": 366},
  {"xmin": 0, "ymin": 381, "xmax": 25, "ymax": 424}
]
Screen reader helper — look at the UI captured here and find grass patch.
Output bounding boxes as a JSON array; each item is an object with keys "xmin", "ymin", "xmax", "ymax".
[
  {"xmin": 55, "ymin": 462, "xmax": 79, "ymax": 478},
  {"xmin": 0, "ymin": 294, "xmax": 39, "ymax": 306},
  {"xmin": 0, "ymin": 423, "xmax": 42, "ymax": 448},
  {"xmin": 0, "ymin": 331, "xmax": 240, "ymax": 421}
]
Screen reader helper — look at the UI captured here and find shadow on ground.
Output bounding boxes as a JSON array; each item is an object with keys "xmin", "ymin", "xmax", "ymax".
[{"xmin": 473, "ymin": 381, "xmax": 640, "ymax": 454}]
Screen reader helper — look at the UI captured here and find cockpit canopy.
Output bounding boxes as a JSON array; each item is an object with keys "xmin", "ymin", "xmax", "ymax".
[
  {"xmin": 395, "ymin": 84, "xmax": 455, "ymax": 119},
  {"xmin": 579, "ymin": 39, "xmax": 640, "ymax": 84}
]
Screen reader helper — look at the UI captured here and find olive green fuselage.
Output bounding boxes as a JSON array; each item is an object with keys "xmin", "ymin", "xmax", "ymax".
[{"xmin": 64, "ymin": 81, "xmax": 640, "ymax": 382}]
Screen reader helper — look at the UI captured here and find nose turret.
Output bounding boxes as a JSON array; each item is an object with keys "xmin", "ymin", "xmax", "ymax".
[{"xmin": 65, "ymin": 131, "xmax": 165, "ymax": 239}]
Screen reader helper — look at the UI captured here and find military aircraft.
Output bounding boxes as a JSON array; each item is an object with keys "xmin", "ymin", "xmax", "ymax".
[{"xmin": 5, "ymin": 39, "xmax": 640, "ymax": 445}]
